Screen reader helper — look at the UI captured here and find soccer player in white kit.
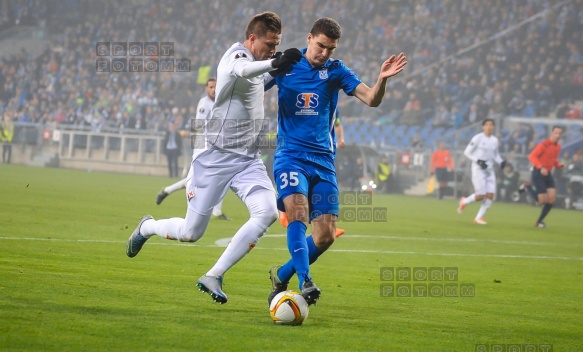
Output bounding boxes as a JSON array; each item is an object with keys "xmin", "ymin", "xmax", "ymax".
[
  {"xmin": 126, "ymin": 12, "xmax": 303, "ymax": 304},
  {"xmin": 155, "ymin": 78, "xmax": 231, "ymax": 220},
  {"xmin": 457, "ymin": 119, "xmax": 506, "ymax": 224}
]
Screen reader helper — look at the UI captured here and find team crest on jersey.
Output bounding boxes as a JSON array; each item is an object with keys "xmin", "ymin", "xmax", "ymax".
[
  {"xmin": 235, "ymin": 53, "xmax": 248, "ymax": 59},
  {"xmin": 187, "ymin": 190, "xmax": 194, "ymax": 201},
  {"xmin": 248, "ymin": 242, "xmax": 256, "ymax": 250},
  {"xmin": 199, "ymin": 107, "xmax": 205, "ymax": 113},
  {"xmin": 319, "ymin": 69, "xmax": 328, "ymax": 79}
]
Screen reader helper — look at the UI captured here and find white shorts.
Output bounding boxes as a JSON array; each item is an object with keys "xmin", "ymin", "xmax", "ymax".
[
  {"xmin": 185, "ymin": 147, "xmax": 275, "ymax": 215},
  {"xmin": 471, "ymin": 165, "xmax": 496, "ymax": 195}
]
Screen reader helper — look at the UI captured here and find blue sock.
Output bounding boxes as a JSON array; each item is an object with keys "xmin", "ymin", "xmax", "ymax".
[
  {"xmin": 278, "ymin": 235, "xmax": 323, "ymax": 284},
  {"xmin": 284, "ymin": 221, "xmax": 309, "ymax": 289}
]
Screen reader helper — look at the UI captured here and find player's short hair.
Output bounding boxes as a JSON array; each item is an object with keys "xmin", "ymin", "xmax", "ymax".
[
  {"xmin": 482, "ymin": 118, "xmax": 495, "ymax": 126},
  {"xmin": 310, "ymin": 17, "xmax": 342, "ymax": 40},
  {"xmin": 206, "ymin": 78, "xmax": 216, "ymax": 86},
  {"xmin": 245, "ymin": 12, "xmax": 282, "ymax": 39},
  {"xmin": 551, "ymin": 125, "xmax": 563, "ymax": 132}
]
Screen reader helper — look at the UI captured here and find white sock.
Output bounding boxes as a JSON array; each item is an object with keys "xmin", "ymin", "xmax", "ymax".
[
  {"xmin": 140, "ymin": 206, "xmax": 212, "ymax": 242},
  {"xmin": 475, "ymin": 198, "xmax": 492, "ymax": 220},
  {"xmin": 462, "ymin": 194, "xmax": 476, "ymax": 205},
  {"xmin": 212, "ymin": 199, "xmax": 224, "ymax": 216},
  {"xmin": 164, "ymin": 178, "xmax": 187, "ymax": 195},
  {"xmin": 206, "ymin": 190, "xmax": 277, "ymax": 277},
  {"xmin": 140, "ymin": 218, "xmax": 183, "ymax": 239}
]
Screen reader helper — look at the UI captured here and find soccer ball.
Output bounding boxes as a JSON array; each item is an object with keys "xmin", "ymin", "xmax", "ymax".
[{"xmin": 269, "ymin": 291, "xmax": 309, "ymax": 326}]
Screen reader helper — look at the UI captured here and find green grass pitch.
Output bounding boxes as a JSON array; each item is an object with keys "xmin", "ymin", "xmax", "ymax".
[{"xmin": 1, "ymin": 164, "xmax": 581, "ymax": 351}]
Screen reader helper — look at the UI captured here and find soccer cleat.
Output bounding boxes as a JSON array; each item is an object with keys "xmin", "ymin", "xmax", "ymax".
[
  {"xmin": 196, "ymin": 275, "xmax": 228, "ymax": 304},
  {"xmin": 156, "ymin": 189, "xmax": 169, "ymax": 205},
  {"xmin": 126, "ymin": 215, "xmax": 153, "ymax": 257},
  {"xmin": 535, "ymin": 221, "xmax": 546, "ymax": 228},
  {"xmin": 267, "ymin": 265, "xmax": 288, "ymax": 305},
  {"xmin": 457, "ymin": 197, "xmax": 466, "ymax": 214},
  {"xmin": 215, "ymin": 214, "xmax": 232, "ymax": 221},
  {"xmin": 301, "ymin": 279, "xmax": 321, "ymax": 306},
  {"xmin": 279, "ymin": 211, "xmax": 289, "ymax": 228},
  {"xmin": 335, "ymin": 228, "xmax": 345, "ymax": 237},
  {"xmin": 473, "ymin": 218, "xmax": 487, "ymax": 225}
]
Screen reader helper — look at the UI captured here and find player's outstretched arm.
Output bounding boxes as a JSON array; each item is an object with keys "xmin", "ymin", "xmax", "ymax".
[{"xmin": 353, "ymin": 52, "xmax": 407, "ymax": 107}]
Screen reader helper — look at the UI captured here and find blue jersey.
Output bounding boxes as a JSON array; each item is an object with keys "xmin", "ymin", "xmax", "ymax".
[{"xmin": 266, "ymin": 49, "xmax": 361, "ymax": 156}]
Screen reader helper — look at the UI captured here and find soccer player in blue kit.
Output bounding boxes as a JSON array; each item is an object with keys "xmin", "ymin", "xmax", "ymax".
[{"xmin": 265, "ymin": 17, "xmax": 407, "ymax": 305}]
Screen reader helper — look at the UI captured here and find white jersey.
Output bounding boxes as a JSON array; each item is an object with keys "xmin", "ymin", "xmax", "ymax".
[
  {"xmin": 196, "ymin": 95, "xmax": 213, "ymax": 121},
  {"xmin": 464, "ymin": 132, "xmax": 503, "ymax": 171},
  {"xmin": 193, "ymin": 95, "xmax": 214, "ymax": 151},
  {"xmin": 205, "ymin": 42, "xmax": 274, "ymax": 158}
]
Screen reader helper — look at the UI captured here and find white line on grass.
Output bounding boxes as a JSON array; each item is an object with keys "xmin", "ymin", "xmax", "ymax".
[
  {"xmin": 1, "ymin": 236, "xmax": 582, "ymax": 261},
  {"xmin": 263, "ymin": 234, "xmax": 582, "ymax": 248}
]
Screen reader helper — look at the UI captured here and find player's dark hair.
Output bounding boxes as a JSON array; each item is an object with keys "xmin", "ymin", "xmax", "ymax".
[
  {"xmin": 310, "ymin": 17, "xmax": 342, "ymax": 40},
  {"xmin": 206, "ymin": 78, "xmax": 216, "ymax": 86},
  {"xmin": 551, "ymin": 125, "xmax": 563, "ymax": 132},
  {"xmin": 245, "ymin": 12, "xmax": 282, "ymax": 39},
  {"xmin": 482, "ymin": 118, "xmax": 495, "ymax": 126}
]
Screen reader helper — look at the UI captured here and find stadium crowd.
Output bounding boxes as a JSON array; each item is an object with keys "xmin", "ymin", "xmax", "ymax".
[{"xmin": 0, "ymin": 0, "xmax": 582, "ymax": 137}]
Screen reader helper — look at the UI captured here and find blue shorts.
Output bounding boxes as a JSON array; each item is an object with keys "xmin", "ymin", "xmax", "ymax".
[
  {"xmin": 273, "ymin": 151, "xmax": 339, "ymax": 222},
  {"xmin": 531, "ymin": 168, "xmax": 555, "ymax": 194}
]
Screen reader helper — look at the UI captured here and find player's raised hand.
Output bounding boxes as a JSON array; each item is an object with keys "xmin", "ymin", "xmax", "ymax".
[
  {"xmin": 379, "ymin": 52, "xmax": 407, "ymax": 79},
  {"xmin": 272, "ymin": 48, "xmax": 302, "ymax": 69}
]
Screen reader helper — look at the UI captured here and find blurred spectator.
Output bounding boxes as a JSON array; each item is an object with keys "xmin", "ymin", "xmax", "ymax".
[
  {"xmin": 162, "ymin": 122, "xmax": 182, "ymax": 178},
  {"xmin": 375, "ymin": 155, "xmax": 391, "ymax": 194},
  {"xmin": 564, "ymin": 149, "xmax": 583, "ymax": 209},
  {"xmin": 401, "ymin": 92, "xmax": 422, "ymax": 125},
  {"xmin": 497, "ymin": 163, "xmax": 520, "ymax": 202},
  {"xmin": 1, "ymin": 112, "xmax": 14, "ymax": 163},
  {"xmin": 348, "ymin": 156, "xmax": 364, "ymax": 191},
  {"xmin": 432, "ymin": 104, "xmax": 453, "ymax": 128},
  {"xmin": 565, "ymin": 102, "xmax": 581, "ymax": 120}
]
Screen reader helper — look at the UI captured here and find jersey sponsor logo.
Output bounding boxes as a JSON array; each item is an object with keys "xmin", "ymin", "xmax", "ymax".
[
  {"xmin": 319, "ymin": 69, "xmax": 328, "ymax": 79},
  {"xmin": 296, "ymin": 93, "xmax": 318, "ymax": 109},
  {"xmin": 295, "ymin": 93, "xmax": 319, "ymax": 116}
]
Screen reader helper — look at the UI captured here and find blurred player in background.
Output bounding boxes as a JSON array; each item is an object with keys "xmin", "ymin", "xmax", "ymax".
[
  {"xmin": 155, "ymin": 78, "xmax": 231, "ymax": 220},
  {"xmin": 457, "ymin": 119, "xmax": 506, "ymax": 224},
  {"xmin": 265, "ymin": 17, "xmax": 407, "ymax": 305},
  {"xmin": 126, "ymin": 12, "xmax": 302, "ymax": 304},
  {"xmin": 520, "ymin": 126, "xmax": 564, "ymax": 227},
  {"xmin": 430, "ymin": 141, "xmax": 454, "ymax": 199}
]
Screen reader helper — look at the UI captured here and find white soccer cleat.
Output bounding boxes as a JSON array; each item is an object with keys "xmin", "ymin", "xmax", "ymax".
[
  {"xmin": 457, "ymin": 197, "xmax": 466, "ymax": 214},
  {"xmin": 473, "ymin": 218, "xmax": 487, "ymax": 225}
]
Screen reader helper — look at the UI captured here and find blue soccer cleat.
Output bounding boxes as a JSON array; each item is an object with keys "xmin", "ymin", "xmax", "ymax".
[{"xmin": 126, "ymin": 215, "xmax": 153, "ymax": 258}]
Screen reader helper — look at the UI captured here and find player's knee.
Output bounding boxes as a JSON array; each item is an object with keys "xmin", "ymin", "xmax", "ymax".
[
  {"xmin": 321, "ymin": 233, "xmax": 335, "ymax": 248},
  {"xmin": 179, "ymin": 225, "xmax": 205, "ymax": 242}
]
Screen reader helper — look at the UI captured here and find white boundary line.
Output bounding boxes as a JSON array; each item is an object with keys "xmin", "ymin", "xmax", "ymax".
[
  {"xmin": 263, "ymin": 234, "xmax": 582, "ymax": 248},
  {"xmin": 1, "ymin": 236, "xmax": 581, "ymax": 261}
]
